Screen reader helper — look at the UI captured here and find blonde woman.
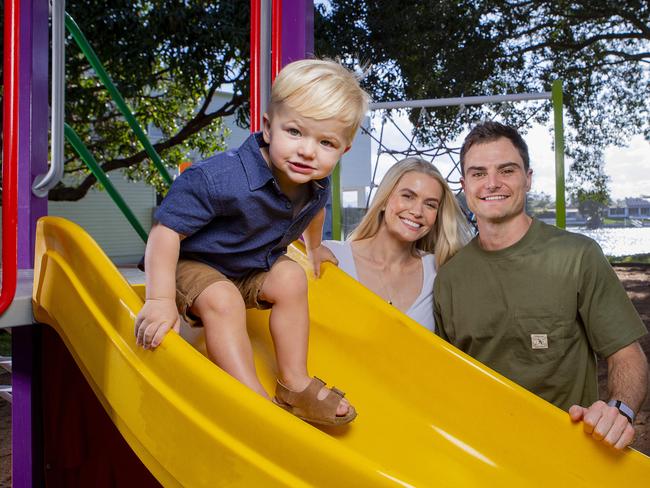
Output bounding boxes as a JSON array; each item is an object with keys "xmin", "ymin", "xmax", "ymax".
[{"xmin": 324, "ymin": 157, "xmax": 472, "ymax": 331}]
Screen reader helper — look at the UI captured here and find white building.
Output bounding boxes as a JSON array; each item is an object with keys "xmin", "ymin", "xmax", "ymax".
[{"xmin": 608, "ymin": 197, "xmax": 650, "ymax": 221}]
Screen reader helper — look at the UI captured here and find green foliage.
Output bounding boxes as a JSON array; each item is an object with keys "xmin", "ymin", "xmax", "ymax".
[
  {"xmin": 1, "ymin": 1, "xmax": 249, "ymax": 200},
  {"xmin": 609, "ymin": 254, "xmax": 650, "ymax": 265},
  {"xmin": 0, "ymin": 331, "xmax": 10, "ymax": 356},
  {"xmin": 1, "ymin": 1, "xmax": 647, "ymax": 201},
  {"xmin": 60, "ymin": 0, "xmax": 251, "ymax": 199},
  {"xmin": 315, "ymin": 0, "xmax": 650, "ymax": 200},
  {"xmin": 527, "ymin": 191, "xmax": 554, "ymax": 211},
  {"xmin": 571, "ymin": 182, "xmax": 610, "ymax": 229}
]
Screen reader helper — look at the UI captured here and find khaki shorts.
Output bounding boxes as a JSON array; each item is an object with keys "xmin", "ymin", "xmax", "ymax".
[{"xmin": 175, "ymin": 256, "xmax": 290, "ymax": 327}]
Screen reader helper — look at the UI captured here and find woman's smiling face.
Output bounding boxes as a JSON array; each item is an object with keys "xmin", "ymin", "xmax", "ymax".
[{"xmin": 382, "ymin": 171, "xmax": 443, "ymax": 243}]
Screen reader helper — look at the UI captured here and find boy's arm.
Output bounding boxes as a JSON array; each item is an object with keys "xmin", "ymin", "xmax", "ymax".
[
  {"xmin": 135, "ymin": 223, "xmax": 183, "ymax": 349},
  {"xmin": 302, "ymin": 207, "xmax": 338, "ymax": 278}
]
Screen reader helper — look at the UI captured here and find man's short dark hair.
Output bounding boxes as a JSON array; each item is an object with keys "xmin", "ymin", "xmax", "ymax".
[{"xmin": 459, "ymin": 121, "xmax": 530, "ymax": 174}]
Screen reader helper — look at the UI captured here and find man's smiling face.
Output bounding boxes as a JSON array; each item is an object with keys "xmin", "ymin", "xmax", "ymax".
[{"xmin": 461, "ymin": 137, "xmax": 532, "ymax": 225}]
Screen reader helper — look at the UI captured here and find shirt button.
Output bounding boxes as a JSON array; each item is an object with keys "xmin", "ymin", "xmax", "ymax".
[{"xmin": 285, "ymin": 202, "xmax": 291, "ymax": 209}]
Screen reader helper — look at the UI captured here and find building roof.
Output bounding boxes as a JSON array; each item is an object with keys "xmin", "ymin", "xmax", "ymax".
[{"xmin": 625, "ymin": 198, "xmax": 650, "ymax": 208}]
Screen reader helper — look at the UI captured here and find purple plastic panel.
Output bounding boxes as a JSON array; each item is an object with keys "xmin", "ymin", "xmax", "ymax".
[
  {"xmin": 13, "ymin": 0, "xmax": 48, "ymax": 486},
  {"xmin": 281, "ymin": 0, "xmax": 314, "ymax": 65},
  {"xmin": 18, "ymin": 0, "xmax": 48, "ymax": 269}
]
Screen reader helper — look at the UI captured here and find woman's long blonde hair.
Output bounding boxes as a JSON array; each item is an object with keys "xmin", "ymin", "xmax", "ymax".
[{"xmin": 348, "ymin": 157, "xmax": 472, "ymax": 268}]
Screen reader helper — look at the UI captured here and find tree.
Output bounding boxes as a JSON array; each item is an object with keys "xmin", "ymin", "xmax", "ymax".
[
  {"xmin": 2, "ymin": 0, "xmax": 251, "ymax": 200},
  {"xmin": 526, "ymin": 191, "xmax": 553, "ymax": 216},
  {"xmin": 571, "ymin": 188, "xmax": 609, "ymax": 228},
  {"xmin": 315, "ymin": 0, "xmax": 649, "ymax": 208},
  {"xmin": 2, "ymin": 1, "xmax": 647, "ymax": 203}
]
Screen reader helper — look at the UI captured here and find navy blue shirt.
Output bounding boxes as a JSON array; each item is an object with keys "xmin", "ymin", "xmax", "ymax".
[{"xmin": 155, "ymin": 132, "xmax": 330, "ymax": 279}]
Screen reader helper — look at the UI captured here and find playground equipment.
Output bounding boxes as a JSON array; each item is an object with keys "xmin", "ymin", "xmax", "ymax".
[
  {"xmin": 3, "ymin": 0, "xmax": 650, "ymax": 485},
  {"xmin": 31, "ymin": 216, "xmax": 650, "ymax": 486},
  {"xmin": 355, "ymin": 87, "xmax": 566, "ymax": 233}
]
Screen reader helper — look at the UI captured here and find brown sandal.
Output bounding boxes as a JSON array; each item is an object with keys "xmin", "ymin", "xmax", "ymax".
[{"xmin": 273, "ymin": 377, "xmax": 357, "ymax": 425}]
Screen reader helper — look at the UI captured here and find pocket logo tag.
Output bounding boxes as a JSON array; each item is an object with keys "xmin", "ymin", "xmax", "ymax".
[{"xmin": 531, "ymin": 334, "xmax": 548, "ymax": 349}]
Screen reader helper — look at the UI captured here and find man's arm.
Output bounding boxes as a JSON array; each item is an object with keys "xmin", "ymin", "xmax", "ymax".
[
  {"xmin": 134, "ymin": 223, "xmax": 183, "ymax": 349},
  {"xmin": 302, "ymin": 207, "xmax": 338, "ymax": 278},
  {"xmin": 569, "ymin": 341, "xmax": 648, "ymax": 450}
]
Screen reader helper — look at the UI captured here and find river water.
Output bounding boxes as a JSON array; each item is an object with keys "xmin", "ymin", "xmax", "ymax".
[{"xmin": 570, "ymin": 226, "xmax": 650, "ymax": 257}]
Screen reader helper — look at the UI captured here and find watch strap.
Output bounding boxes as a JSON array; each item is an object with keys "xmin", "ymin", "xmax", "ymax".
[{"xmin": 608, "ymin": 399, "xmax": 635, "ymax": 424}]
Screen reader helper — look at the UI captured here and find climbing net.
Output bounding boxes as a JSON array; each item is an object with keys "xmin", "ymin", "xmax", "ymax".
[{"xmin": 360, "ymin": 98, "xmax": 550, "ymax": 210}]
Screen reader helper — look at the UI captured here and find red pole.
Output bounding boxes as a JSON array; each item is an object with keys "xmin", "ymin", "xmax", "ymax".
[
  {"xmin": 0, "ymin": 0, "xmax": 20, "ymax": 315},
  {"xmin": 271, "ymin": 0, "xmax": 282, "ymax": 82},
  {"xmin": 250, "ymin": 0, "xmax": 261, "ymax": 132}
]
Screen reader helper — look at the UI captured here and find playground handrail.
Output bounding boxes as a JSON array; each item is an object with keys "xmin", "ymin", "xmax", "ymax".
[
  {"xmin": 271, "ymin": 0, "xmax": 282, "ymax": 81},
  {"xmin": 63, "ymin": 124, "xmax": 149, "ymax": 243},
  {"xmin": 63, "ymin": 12, "xmax": 173, "ymax": 187},
  {"xmin": 250, "ymin": 0, "xmax": 261, "ymax": 132},
  {"xmin": 0, "ymin": 0, "xmax": 20, "ymax": 315},
  {"xmin": 32, "ymin": 0, "xmax": 65, "ymax": 197}
]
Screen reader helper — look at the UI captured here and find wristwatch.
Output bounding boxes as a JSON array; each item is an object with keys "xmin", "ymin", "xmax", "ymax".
[{"xmin": 608, "ymin": 399, "xmax": 635, "ymax": 424}]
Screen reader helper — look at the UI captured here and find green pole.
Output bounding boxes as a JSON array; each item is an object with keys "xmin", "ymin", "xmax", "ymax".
[
  {"xmin": 331, "ymin": 163, "xmax": 342, "ymax": 240},
  {"xmin": 65, "ymin": 13, "xmax": 173, "ymax": 187},
  {"xmin": 64, "ymin": 123, "xmax": 149, "ymax": 242},
  {"xmin": 552, "ymin": 79, "xmax": 566, "ymax": 229}
]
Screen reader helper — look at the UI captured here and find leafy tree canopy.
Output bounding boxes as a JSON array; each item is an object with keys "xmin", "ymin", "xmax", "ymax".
[
  {"xmin": 2, "ymin": 0, "xmax": 251, "ymax": 200},
  {"xmin": 1, "ymin": 1, "xmax": 647, "ymax": 205},
  {"xmin": 315, "ymin": 0, "xmax": 649, "ymax": 206}
]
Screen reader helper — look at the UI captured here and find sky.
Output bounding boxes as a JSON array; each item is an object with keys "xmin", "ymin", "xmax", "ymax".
[
  {"xmin": 368, "ymin": 112, "xmax": 650, "ymax": 203},
  {"xmin": 526, "ymin": 126, "xmax": 650, "ymax": 202}
]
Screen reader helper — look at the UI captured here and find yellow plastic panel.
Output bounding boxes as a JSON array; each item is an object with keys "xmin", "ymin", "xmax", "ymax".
[{"xmin": 33, "ymin": 216, "xmax": 650, "ymax": 487}]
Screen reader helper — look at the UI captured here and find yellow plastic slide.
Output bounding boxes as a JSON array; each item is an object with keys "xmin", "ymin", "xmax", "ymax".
[{"xmin": 32, "ymin": 216, "xmax": 649, "ymax": 487}]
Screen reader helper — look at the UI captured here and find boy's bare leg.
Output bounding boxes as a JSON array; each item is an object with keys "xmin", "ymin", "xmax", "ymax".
[
  {"xmin": 259, "ymin": 259, "xmax": 349, "ymax": 416},
  {"xmin": 191, "ymin": 281, "xmax": 269, "ymax": 399}
]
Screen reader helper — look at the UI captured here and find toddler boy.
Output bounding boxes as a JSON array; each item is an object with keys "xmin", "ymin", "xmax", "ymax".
[{"xmin": 134, "ymin": 59, "xmax": 369, "ymax": 425}]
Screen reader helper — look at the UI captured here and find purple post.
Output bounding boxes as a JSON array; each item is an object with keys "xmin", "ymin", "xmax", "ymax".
[
  {"xmin": 13, "ymin": 0, "xmax": 49, "ymax": 486},
  {"xmin": 281, "ymin": 0, "xmax": 314, "ymax": 65},
  {"xmin": 18, "ymin": 0, "xmax": 48, "ymax": 265}
]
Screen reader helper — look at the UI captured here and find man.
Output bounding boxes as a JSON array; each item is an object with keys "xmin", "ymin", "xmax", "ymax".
[{"xmin": 434, "ymin": 121, "xmax": 648, "ymax": 450}]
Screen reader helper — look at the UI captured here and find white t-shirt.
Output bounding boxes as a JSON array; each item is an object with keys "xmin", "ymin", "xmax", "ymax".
[{"xmin": 323, "ymin": 240, "xmax": 437, "ymax": 332}]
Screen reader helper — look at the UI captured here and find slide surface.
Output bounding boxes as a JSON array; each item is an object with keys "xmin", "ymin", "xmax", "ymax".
[{"xmin": 32, "ymin": 216, "xmax": 650, "ymax": 487}]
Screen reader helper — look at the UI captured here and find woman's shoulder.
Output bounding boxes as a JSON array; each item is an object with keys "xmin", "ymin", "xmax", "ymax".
[
  {"xmin": 420, "ymin": 252, "xmax": 436, "ymax": 276},
  {"xmin": 322, "ymin": 239, "xmax": 350, "ymax": 251},
  {"xmin": 418, "ymin": 251, "xmax": 436, "ymax": 265},
  {"xmin": 322, "ymin": 240, "xmax": 357, "ymax": 278},
  {"xmin": 322, "ymin": 240, "xmax": 353, "ymax": 261}
]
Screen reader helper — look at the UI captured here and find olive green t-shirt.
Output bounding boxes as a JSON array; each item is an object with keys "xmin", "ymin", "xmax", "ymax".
[{"xmin": 434, "ymin": 218, "xmax": 647, "ymax": 411}]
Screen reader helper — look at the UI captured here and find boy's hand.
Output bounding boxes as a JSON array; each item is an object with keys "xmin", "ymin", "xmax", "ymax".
[
  {"xmin": 306, "ymin": 244, "xmax": 339, "ymax": 278},
  {"xmin": 134, "ymin": 298, "xmax": 180, "ymax": 349}
]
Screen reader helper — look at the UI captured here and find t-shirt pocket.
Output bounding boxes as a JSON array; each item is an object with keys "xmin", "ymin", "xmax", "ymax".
[{"xmin": 512, "ymin": 313, "xmax": 570, "ymax": 364}]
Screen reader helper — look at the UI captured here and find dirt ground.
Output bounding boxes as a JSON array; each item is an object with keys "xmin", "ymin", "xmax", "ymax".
[{"xmin": 0, "ymin": 265, "xmax": 648, "ymax": 484}]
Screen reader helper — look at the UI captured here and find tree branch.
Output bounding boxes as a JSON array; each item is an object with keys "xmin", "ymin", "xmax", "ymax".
[{"xmin": 49, "ymin": 92, "xmax": 246, "ymax": 201}]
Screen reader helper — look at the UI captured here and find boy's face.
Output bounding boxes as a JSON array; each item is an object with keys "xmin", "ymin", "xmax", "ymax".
[{"xmin": 262, "ymin": 104, "xmax": 351, "ymax": 193}]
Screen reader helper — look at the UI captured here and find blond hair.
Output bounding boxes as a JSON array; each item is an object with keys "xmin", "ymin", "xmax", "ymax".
[
  {"xmin": 269, "ymin": 59, "xmax": 370, "ymax": 144},
  {"xmin": 349, "ymin": 157, "xmax": 473, "ymax": 268}
]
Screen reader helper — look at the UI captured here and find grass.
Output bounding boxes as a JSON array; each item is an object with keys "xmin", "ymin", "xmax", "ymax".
[
  {"xmin": 602, "ymin": 218, "xmax": 619, "ymax": 225},
  {"xmin": 0, "ymin": 330, "xmax": 10, "ymax": 356},
  {"xmin": 608, "ymin": 253, "xmax": 650, "ymax": 265}
]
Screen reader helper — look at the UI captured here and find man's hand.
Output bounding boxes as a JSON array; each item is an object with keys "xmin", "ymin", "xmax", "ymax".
[
  {"xmin": 569, "ymin": 400, "xmax": 636, "ymax": 450},
  {"xmin": 134, "ymin": 298, "xmax": 181, "ymax": 349},
  {"xmin": 306, "ymin": 244, "xmax": 339, "ymax": 278}
]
